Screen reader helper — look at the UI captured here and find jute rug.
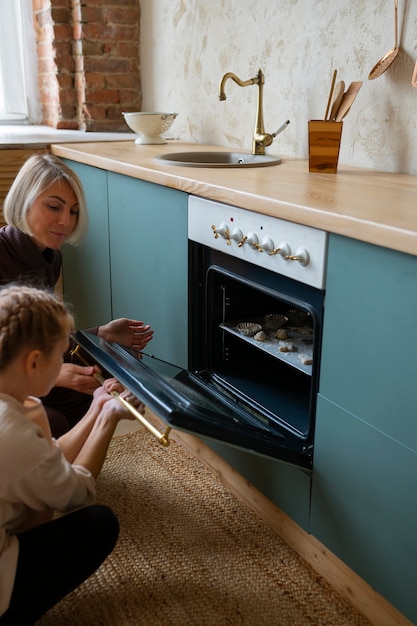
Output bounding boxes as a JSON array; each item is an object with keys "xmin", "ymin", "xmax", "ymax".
[{"xmin": 37, "ymin": 428, "xmax": 371, "ymax": 626}]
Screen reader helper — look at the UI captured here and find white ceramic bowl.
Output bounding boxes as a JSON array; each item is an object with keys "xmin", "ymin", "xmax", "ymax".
[{"xmin": 122, "ymin": 112, "xmax": 178, "ymax": 144}]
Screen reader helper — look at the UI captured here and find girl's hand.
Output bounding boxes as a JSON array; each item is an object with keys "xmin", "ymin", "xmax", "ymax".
[
  {"xmin": 93, "ymin": 379, "xmax": 145, "ymax": 420},
  {"xmin": 119, "ymin": 388, "xmax": 146, "ymax": 417},
  {"xmin": 99, "ymin": 395, "xmax": 144, "ymax": 424},
  {"xmin": 90, "ymin": 380, "xmax": 119, "ymax": 409}
]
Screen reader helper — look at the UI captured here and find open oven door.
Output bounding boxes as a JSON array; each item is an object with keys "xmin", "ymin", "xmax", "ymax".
[{"xmin": 74, "ymin": 330, "xmax": 313, "ymax": 469}]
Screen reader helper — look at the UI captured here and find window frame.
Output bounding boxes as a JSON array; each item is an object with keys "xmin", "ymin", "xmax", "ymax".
[{"xmin": 0, "ymin": 0, "xmax": 41, "ymax": 124}]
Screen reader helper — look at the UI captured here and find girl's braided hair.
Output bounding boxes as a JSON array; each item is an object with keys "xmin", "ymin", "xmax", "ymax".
[{"xmin": 0, "ymin": 285, "xmax": 73, "ymax": 371}]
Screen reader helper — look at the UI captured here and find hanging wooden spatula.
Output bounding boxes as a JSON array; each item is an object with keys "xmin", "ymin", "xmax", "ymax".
[{"xmin": 335, "ymin": 81, "xmax": 363, "ymax": 121}]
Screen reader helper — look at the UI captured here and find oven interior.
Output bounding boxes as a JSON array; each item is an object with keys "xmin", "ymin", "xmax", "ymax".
[{"xmin": 190, "ymin": 253, "xmax": 324, "ymax": 446}]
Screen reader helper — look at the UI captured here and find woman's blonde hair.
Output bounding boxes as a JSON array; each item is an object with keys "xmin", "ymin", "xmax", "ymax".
[
  {"xmin": 0, "ymin": 285, "xmax": 74, "ymax": 371},
  {"xmin": 3, "ymin": 153, "xmax": 88, "ymax": 245}
]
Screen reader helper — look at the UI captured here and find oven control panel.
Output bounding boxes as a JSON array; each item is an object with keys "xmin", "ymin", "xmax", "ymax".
[{"xmin": 188, "ymin": 196, "xmax": 328, "ymax": 289}]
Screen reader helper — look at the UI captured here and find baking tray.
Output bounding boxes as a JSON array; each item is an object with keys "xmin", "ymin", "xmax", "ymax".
[{"xmin": 220, "ymin": 319, "xmax": 314, "ymax": 375}]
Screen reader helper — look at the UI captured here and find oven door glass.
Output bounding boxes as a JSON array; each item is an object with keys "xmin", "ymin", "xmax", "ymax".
[{"xmin": 74, "ymin": 330, "xmax": 313, "ymax": 468}]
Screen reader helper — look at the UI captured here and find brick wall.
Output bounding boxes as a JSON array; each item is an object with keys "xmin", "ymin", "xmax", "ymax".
[{"xmin": 31, "ymin": 0, "xmax": 142, "ymax": 131}]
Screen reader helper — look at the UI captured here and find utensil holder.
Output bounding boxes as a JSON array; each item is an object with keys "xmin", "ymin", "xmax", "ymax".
[{"xmin": 308, "ymin": 121, "xmax": 343, "ymax": 173}]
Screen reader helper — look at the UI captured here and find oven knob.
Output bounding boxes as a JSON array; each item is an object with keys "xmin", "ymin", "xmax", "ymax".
[
  {"xmin": 285, "ymin": 247, "xmax": 310, "ymax": 266},
  {"xmin": 245, "ymin": 232, "xmax": 260, "ymax": 250},
  {"xmin": 211, "ymin": 223, "xmax": 230, "ymax": 241},
  {"xmin": 269, "ymin": 241, "xmax": 291, "ymax": 257},
  {"xmin": 230, "ymin": 228, "xmax": 244, "ymax": 245},
  {"xmin": 260, "ymin": 237, "xmax": 274, "ymax": 253}
]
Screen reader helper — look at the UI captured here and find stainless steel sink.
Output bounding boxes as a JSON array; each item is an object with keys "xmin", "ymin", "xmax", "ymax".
[{"xmin": 156, "ymin": 151, "xmax": 281, "ymax": 168}]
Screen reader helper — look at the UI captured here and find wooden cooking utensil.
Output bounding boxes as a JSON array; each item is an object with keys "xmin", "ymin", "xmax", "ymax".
[
  {"xmin": 335, "ymin": 81, "xmax": 363, "ymax": 122},
  {"xmin": 412, "ymin": 59, "xmax": 417, "ymax": 87},
  {"xmin": 368, "ymin": 0, "xmax": 399, "ymax": 79},
  {"xmin": 329, "ymin": 80, "xmax": 345, "ymax": 121},
  {"xmin": 324, "ymin": 69, "xmax": 338, "ymax": 121}
]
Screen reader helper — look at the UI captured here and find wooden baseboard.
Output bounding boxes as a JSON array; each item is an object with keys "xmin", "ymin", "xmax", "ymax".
[{"xmin": 148, "ymin": 418, "xmax": 412, "ymax": 626}]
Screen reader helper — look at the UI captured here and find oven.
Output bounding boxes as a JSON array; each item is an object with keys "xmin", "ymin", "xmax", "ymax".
[{"xmin": 74, "ymin": 195, "xmax": 327, "ymax": 470}]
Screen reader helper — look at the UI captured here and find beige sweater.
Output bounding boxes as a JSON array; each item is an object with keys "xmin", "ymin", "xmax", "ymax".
[{"xmin": 0, "ymin": 395, "xmax": 96, "ymax": 616}]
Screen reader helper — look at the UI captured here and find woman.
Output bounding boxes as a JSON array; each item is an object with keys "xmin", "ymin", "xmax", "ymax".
[
  {"xmin": 0, "ymin": 284, "xmax": 143, "ymax": 625},
  {"xmin": 0, "ymin": 153, "xmax": 153, "ymax": 434}
]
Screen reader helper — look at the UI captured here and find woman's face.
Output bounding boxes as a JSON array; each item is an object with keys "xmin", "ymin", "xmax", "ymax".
[{"xmin": 26, "ymin": 180, "xmax": 79, "ymax": 250}]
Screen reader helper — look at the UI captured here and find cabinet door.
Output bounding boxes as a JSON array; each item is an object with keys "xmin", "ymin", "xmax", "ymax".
[
  {"xmin": 205, "ymin": 439, "xmax": 311, "ymax": 531},
  {"xmin": 313, "ymin": 233, "xmax": 417, "ymax": 624},
  {"xmin": 311, "ymin": 395, "xmax": 417, "ymax": 625},
  {"xmin": 62, "ymin": 162, "xmax": 112, "ymax": 329},
  {"xmin": 108, "ymin": 173, "xmax": 188, "ymax": 367},
  {"xmin": 319, "ymin": 234, "xmax": 417, "ymax": 450}
]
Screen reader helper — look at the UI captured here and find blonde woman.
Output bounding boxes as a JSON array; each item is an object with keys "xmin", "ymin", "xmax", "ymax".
[
  {"xmin": 1, "ymin": 154, "xmax": 153, "ymax": 435},
  {"xmin": 0, "ymin": 284, "xmax": 143, "ymax": 625}
]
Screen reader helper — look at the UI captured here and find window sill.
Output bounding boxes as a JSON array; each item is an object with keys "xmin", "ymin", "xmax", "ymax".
[{"xmin": 0, "ymin": 125, "xmax": 132, "ymax": 148}]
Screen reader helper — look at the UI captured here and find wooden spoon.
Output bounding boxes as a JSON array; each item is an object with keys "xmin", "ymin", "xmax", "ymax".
[
  {"xmin": 329, "ymin": 80, "xmax": 345, "ymax": 121},
  {"xmin": 324, "ymin": 69, "xmax": 338, "ymax": 121},
  {"xmin": 368, "ymin": 0, "xmax": 399, "ymax": 79},
  {"xmin": 412, "ymin": 59, "xmax": 417, "ymax": 87},
  {"xmin": 335, "ymin": 81, "xmax": 363, "ymax": 121}
]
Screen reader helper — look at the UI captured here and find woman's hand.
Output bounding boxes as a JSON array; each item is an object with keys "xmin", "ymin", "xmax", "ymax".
[
  {"xmin": 55, "ymin": 362, "xmax": 102, "ymax": 395},
  {"xmin": 97, "ymin": 318, "xmax": 153, "ymax": 351}
]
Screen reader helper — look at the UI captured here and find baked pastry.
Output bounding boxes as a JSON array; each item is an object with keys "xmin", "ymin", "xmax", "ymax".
[
  {"xmin": 298, "ymin": 353, "xmax": 313, "ymax": 365},
  {"xmin": 276, "ymin": 328, "xmax": 288, "ymax": 340},
  {"xmin": 278, "ymin": 341, "xmax": 295, "ymax": 352},
  {"xmin": 236, "ymin": 322, "xmax": 262, "ymax": 336}
]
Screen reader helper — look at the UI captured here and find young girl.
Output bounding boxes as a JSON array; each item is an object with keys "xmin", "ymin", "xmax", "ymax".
[{"xmin": 0, "ymin": 284, "xmax": 143, "ymax": 625}]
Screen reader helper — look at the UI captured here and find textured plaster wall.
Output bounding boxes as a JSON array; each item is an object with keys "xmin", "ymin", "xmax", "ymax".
[{"xmin": 140, "ymin": 0, "xmax": 417, "ymax": 174}]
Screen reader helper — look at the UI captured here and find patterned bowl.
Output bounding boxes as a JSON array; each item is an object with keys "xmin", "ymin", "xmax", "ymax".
[{"xmin": 122, "ymin": 112, "xmax": 178, "ymax": 145}]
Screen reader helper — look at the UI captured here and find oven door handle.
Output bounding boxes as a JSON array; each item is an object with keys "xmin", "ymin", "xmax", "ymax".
[{"xmin": 70, "ymin": 344, "xmax": 171, "ymax": 446}]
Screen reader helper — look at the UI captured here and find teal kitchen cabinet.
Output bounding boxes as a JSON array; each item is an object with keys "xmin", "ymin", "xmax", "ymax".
[
  {"xmin": 107, "ymin": 172, "xmax": 188, "ymax": 368},
  {"xmin": 311, "ymin": 233, "xmax": 417, "ymax": 624},
  {"xmin": 61, "ymin": 162, "xmax": 112, "ymax": 329},
  {"xmin": 317, "ymin": 235, "xmax": 417, "ymax": 448},
  {"xmin": 203, "ymin": 439, "xmax": 312, "ymax": 531},
  {"xmin": 61, "ymin": 163, "xmax": 188, "ymax": 368}
]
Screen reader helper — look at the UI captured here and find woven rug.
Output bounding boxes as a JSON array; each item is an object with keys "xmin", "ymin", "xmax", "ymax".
[{"xmin": 37, "ymin": 428, "xmax": 371, "ymax": 626}]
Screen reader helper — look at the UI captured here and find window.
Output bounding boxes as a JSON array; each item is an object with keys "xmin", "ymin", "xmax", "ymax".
[{"xmin": 0, "ymin": 0, "xmax": 41, "ymax": 124}]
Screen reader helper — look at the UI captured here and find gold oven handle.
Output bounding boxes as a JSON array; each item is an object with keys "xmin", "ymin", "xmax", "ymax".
[{"xmin": 70, "ymin": 344, "xmax": 171, "ymax": 446}]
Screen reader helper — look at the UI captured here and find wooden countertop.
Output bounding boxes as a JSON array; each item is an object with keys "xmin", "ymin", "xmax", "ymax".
[{"xmin": 51, "ymin": 141, "xmax": 417, "ymax": 257}]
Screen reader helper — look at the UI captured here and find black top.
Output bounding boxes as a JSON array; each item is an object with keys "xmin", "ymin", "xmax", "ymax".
[{"xmin": 0, "ymin": 225, "xmax": 62, "ymax": 289}]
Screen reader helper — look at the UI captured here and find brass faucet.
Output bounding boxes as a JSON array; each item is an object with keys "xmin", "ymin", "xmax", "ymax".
[{"xmin": 219, "ymin": 68, "xmax": 286, "ymax": 156}]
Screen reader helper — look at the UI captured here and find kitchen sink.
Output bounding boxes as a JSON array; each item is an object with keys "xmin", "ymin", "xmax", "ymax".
[{"xmin": 156, "ymin": 151, "xmax": 281, "ymax": 168}]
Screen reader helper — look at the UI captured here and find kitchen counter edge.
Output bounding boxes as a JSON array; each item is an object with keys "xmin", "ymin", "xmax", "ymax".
[{"xmin": 51, "ymin": 141, "xmax": 417, "ymax": 257}]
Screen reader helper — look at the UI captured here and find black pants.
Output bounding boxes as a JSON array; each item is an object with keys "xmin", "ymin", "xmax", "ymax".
[
  {"xmin": 0, "ymin": 505, "xmax": 119, "ymax": 626},
  {"xmin": 43, "ymin": 387, "xmax": 92, "ymax": 437}
]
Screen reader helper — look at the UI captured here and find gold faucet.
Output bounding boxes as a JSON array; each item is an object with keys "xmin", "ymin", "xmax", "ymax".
[{"xmin": 219, "ymin": 68, "xmax": 287, "ymax": 156}]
